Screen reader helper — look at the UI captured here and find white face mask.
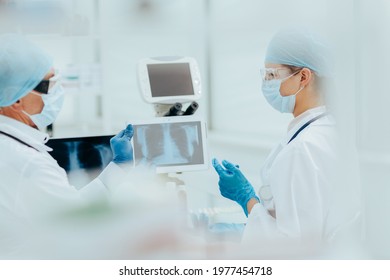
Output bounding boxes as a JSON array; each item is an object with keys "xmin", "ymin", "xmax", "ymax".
[
  {"xmin": 23, "ymin": 81, "xmax": 65, "ymax": 130},
  {"xmin": 261, "ymin": 71, "xmax": 304, "ymax": 113}
]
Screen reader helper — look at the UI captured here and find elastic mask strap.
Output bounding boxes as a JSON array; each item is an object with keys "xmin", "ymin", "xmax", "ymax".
[
  {"xmin": 22, "ymin": 110, "xmax": 32, "ymax": 118},
  {"xmin": 294, "ymin": 85, "xmax": 305, "ymax": 96},
  {"xmin": 31, "ymin": 91, "xmax": 42, "ymax": 97},
  {"xmin": 282, "ymin": 70, "xmax": 305, "ymax": 97}
]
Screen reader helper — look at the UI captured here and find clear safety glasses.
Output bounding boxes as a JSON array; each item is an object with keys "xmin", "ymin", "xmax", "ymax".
[
  {"xmin": 33, "ymin": 70, "xmax": 61, "ymax": 95},
  {"xmin": 260, "ymin": 67, "xmax": 295, "ymax": 81}
]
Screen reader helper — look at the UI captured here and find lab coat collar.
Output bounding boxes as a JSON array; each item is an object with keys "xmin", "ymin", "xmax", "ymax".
[
  {"xmin": 284, "ymin": 106, "xmax": 327, "ymax": 144},
  {"xmin": 0, "ymin": 115, "xmax": 52, "ymax": 152}
]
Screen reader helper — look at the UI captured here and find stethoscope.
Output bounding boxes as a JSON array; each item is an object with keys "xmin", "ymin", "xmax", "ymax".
[
  {"xmin": 0, "ymin": 130, "xmax": 39, "ymax": 152},
  {"xmin": 259, "ymin": 112, "xmax": 329, "ymax": 202}
]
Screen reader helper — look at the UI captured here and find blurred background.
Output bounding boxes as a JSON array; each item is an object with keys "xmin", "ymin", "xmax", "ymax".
[{"xmin": 0, "ymin": 0, "xmax": 389, "ymax": 259}]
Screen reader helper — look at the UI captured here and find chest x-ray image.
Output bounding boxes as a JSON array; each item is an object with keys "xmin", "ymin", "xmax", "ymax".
[
  {"xmin": 47, "ymin": 136, "xmax": 113, "ymax": 189},
  {"xmin": 133, "ymin": 121, "xmax": 204, "ymax": 168}
]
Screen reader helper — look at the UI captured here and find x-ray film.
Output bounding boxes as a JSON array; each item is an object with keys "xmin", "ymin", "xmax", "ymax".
[
  {"xmin": 47, "ymin": 136, "xmax": 113, "ymax": 189},
  {"xmin": 132, "ymin": 119, "xmax": 207, "ymax": 173}
]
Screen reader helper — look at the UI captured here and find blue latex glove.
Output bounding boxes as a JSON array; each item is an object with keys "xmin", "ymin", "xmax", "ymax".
[
  {"xmin": 110, "ymin": 124, "xmax": 134, "ymax": 164},
  {"xmin": 212, "ymin": 158, "xmax": 260, "ymax": 217}
]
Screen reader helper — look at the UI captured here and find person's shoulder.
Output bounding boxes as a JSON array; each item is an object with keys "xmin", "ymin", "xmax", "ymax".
[
  {"xmin": 0, "ymin": 136, "xmax": 62, "ymax": 187},
  {"xmin": 280, "ymin": 124, "xmax": 338, "ymax": 166},
  {"xmin": 0, "ymin": 134, "xmax": 40, "ymax": 161},
  {"xmin": 291, "ymin": 117, "xmax": 337, "ymax": 148},
  {"xmin": 0, "ymin": 134, "xmax": 60, "ymax": 168}
]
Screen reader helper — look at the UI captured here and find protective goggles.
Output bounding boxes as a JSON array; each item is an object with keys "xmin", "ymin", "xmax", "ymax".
[
  {"xmin": 260, "ymin": 67, "xmax": 296, "ymax": 81},
  {"xmin": 33, "ymin": 70, "xmax": 60, "ymax": 94}
]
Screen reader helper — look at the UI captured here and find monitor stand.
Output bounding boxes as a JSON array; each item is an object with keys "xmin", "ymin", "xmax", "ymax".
[
  {"xmin": 157, "ymin": 173, "xmax": 189, "ymax": 226},
  {"xmin": 154, "ymin": 104, "xmax": 173, "ymax": 117}
]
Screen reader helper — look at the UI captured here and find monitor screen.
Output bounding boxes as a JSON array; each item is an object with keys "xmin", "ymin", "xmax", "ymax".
[
  {"xmin": 47, "ymin": 135, "xmax": 113, "ymax": 189},
  {"xmin": 147, "ymin": 63, "xmax": 194, "ymax": 97}
]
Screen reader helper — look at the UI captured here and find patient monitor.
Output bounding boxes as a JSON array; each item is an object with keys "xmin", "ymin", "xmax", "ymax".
[
  {"xmin": 138, "ymin": 56, "xmax": 201, "ymax": 105},
  {"xmin": 136, "ymin": 56, "xmax": 207, "ymax": 174}
]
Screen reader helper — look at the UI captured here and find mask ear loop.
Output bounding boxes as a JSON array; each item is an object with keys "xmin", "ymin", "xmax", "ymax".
[
  {"xmin": 285, "ymin": 69, "xmax": 305, "ymax": 96},
  {"xmin": 295, "ymin": 68, "xmax": 310, "ymax": 95},
  {"xmin": 294, "ymin": 85, "xmax": 305, "ymax": 97},
  {"xmin": 31, "ymin": 92, "xmax": 42, "ymax": 97}
]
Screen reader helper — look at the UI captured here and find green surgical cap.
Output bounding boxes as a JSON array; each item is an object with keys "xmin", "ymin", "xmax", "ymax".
[
  {"xmin": 0, "ymin": 34, "xmax": 53, "ymax": 107},
  {"xmin": 265, "ymin": 28, "xmax": 332, "ymax": 77}
]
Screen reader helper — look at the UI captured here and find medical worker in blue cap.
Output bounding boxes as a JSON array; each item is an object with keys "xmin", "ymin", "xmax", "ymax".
[
  {"xmin": 213, "ymin": 28, "xmax": 360, "ymax": 243},
  {"xmin": 0, "ymin": 34, "xmax": 134, "ymax": 256}
]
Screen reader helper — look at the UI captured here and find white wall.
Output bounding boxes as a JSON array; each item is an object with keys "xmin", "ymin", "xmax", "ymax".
[
  {"xmin": 354, "ymin": 0, "xmax": 390, "ymax": 258},
  {"xmin": 97, "ymin": 0, "xmax": 208, "ymax": 133}
]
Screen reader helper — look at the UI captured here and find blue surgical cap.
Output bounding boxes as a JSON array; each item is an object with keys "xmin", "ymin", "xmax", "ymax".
[
  {"xmin": 265, "ymin": 28, "xmax": 332, "ymax": 77},
  {"xmin": 0, "ymin": 34, "xmax": 53, "ymax": 107}
]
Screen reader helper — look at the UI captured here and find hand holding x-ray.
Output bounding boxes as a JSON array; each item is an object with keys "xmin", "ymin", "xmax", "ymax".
[{"xmin": 110, "ymin": 124, "xmax": 134, "ymax": 164}]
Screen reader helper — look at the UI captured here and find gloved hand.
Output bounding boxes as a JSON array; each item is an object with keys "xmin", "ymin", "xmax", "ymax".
[
  {"xmin": 212, "ymin": 158, "xmax": 260, "ymax": 217},
  {"xmin": 110, "ymin": 124, "xmax": 134, "ymax": 164}
]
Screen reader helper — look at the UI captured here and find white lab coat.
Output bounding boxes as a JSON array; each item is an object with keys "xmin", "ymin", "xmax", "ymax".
[
  {"xmin": 243, "ymin": 106, "xmax": 361, "ymax": 244},
  {"xmin": 0, "ymin": 115, "xmax": 127, "ymax": 257}
]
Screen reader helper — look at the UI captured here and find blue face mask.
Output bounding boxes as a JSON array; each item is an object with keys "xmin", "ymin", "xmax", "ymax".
[{"xmin": 261, "ymin": 72, "xmax": 304, "ymax": 113}]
